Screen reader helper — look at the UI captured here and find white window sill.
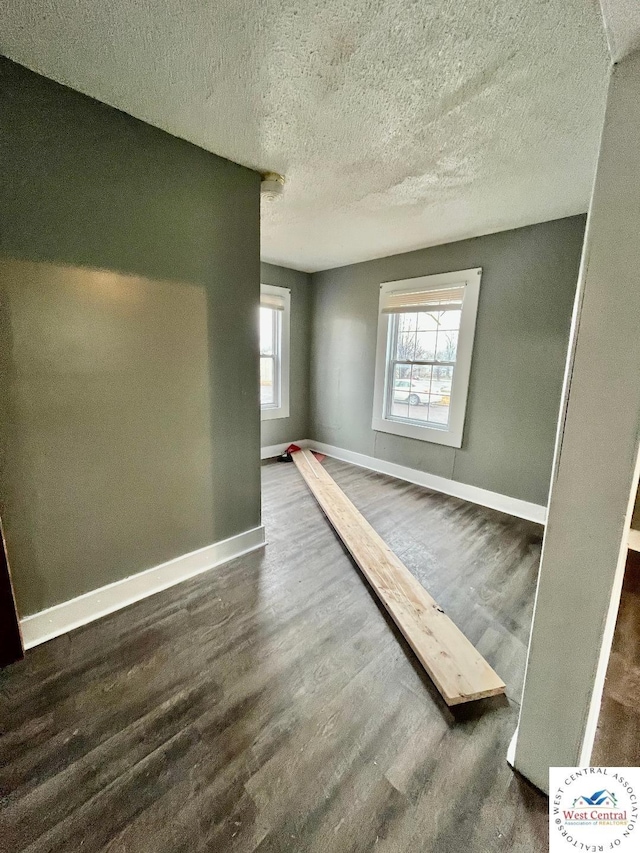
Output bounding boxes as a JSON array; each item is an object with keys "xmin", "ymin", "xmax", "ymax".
[
  {"xmin": 371, "ymin": 414, "xmax": 463, "ymax": 448},
  {"xmin": 261, "ymin": 406, "xmax": 290, "ymax": 421}
]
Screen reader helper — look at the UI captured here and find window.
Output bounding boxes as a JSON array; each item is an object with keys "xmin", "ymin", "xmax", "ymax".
[
  {"xmin": 372, "ymin": 268, "xmax": 482, "ymax": 447},
  {"xmin": 260, "ymin": 284, "xmax": 290, "ymax": 420}
]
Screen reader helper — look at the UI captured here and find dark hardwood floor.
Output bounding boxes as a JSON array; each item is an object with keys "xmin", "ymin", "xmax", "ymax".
[
  {"xmin": 0, "ymin": 457, "xmax": 548, "ymax": 852},
  {"xmin": 592, "ymin": 550, "xmax": 640, "ymax": 767}
]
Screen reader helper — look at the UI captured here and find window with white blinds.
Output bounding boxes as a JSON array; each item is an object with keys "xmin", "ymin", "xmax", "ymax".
[
  {"xmin": 380, "ymin": 285, "xmax": 465, "ymax": 314},
  {"xmin": 260, "ymin": 290, "xmax": 287, "ymax": 312},
  {"xmin": 372, "ymin": 269, "xmax": 482, "ymax": 448},
  {"xmin": 260, "ymin": 284, "xmax": 290, "ymax": 420}
]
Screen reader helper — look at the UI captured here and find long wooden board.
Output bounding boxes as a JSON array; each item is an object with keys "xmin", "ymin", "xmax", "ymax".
[{"xmin": 292, "ymin": 449, "xmax": 505, "ymax": 705}]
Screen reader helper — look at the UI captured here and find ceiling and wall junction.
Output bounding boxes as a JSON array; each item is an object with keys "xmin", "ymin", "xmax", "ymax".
[{"xmin": 1, "ymin": 0, "xmax": 610, "ymax": 271}]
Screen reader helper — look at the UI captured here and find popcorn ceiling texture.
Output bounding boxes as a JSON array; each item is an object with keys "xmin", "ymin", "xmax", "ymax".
[{"xmin": 1, "ymin": 0, "xmax": 610, "ymax": 271}]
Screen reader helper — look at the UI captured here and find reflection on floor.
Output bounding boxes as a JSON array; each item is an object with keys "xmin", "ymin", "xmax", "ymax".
[
  {"xmin": 592, "ymin": 550, "xmax": 640, "ymax": 767},
  {"xmin": 1, "ymin": 458, "xmax": 548, "ymax": 852}
]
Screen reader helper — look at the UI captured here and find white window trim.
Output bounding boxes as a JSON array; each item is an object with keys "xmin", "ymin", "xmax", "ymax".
[
  {"xmin": 260, "ymin": 283, "xmax": 290, "ymax": 421},
  {"xmin": 372, "ymin": 268, "xmax": 482, "ymax": 448}
]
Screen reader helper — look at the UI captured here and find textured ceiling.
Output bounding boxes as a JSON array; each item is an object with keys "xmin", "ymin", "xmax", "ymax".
[{"xmin": 2, "ymin": 1, "xmax": 610, "ymax": 272}]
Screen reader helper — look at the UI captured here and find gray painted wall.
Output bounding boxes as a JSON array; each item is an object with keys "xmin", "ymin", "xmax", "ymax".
[
  {"xmin": 260, "ymin": 262, "xmax": 311, "ymax": 447},
  {"xmin": 310, "ymin": 216, "xmax": 585, "ymax": 505},
  {"xmin": 0, "ymin": 58, "xmax": 261, "ymax": 616}
]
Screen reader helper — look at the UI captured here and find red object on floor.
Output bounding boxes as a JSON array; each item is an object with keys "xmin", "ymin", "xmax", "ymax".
[{"xmin": 283, "ymin": 444, "xmax": 325, "ymax": 463}]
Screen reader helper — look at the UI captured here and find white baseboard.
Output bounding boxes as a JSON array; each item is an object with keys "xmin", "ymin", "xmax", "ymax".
[
  {"xmin": 19, "ymin": 440, "xmax": 545, "ymax": 649},
  {"xmin": 20, "ymin": 525, "xmax": 266, "ymax": 649},
  {"xmin": 261, "ymin": 439, "xmax": 309, "ymax": 460},
  {"xmin": 629, "ymin": 528, "xmax": 640, "ymax": 552},
  {"xmin": 306, "ymin": 441, "xmax": 547, "ymax": 525},
  {"xmin": 506, "ymin": 727, "xmax": 518, "ymax": 768}
]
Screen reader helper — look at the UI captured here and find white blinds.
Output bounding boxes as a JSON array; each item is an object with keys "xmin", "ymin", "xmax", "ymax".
[
  {"xmin": 381, "ymin": 284, "xmax": 465, "ymax": 314},
  {"xmin": 260, "ymin": 291, "xmax": 286, "ymax": 311}
]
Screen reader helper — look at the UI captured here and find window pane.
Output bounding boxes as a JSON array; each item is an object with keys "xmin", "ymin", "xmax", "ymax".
[
  {"xmin": 398, "ymin": 312, "xmax": 419, "ymax": 333},
  {"xmin": 435, "ymin": 309, "xmax": 461, "ymax": 332},
  {"xmin": 436, "ymin": 330, "xmax": 458, "ymax": 362},
  {"xmin": 415, "ymin": 331, "xmax": 437, "ymax": 361},
  {"xmin": 412, "ymin": 364, "xmax": 433, "ymax": 386},
  {"xmin": 389, "ymin": 363, "xmax": 411, "ymax": 420},
  {"xmin": 433, "ymin": 364, "xmax": 454, "ymax": 387},
  {"xmin": 430, "ymin": 366, "xmax": 453, "ymax": 426},
  {"xmin": 260, "ymin": 307, "xmax": 274, "ymax": 355},
  {"xmin": 396, "ymin": 332, "xmax": 417, "ymax": 361},
  {"xmin": 260, "ymin": 356, "xmax": 274, "ymax": 405},
  {"xmin": 389, "ymin": 364, "xmax": 434, "ymax": 421},
  {"xmin": 410, "ymin": 364, "xmax": 431, "ymax": 410},
  {"xmin": 408, "ymin": 365, "xmax": 432, "ymax": 423},
  {"xmin": 427, "ymin": 392, "xmax": 450, "ymax": 426},
  {"xmin": 387, "ymin": 361, "xmax": 453, "ymax": 428},
  {"xmin": 417, "ymin": 311, "xmax": 439, "ymax": 332}
]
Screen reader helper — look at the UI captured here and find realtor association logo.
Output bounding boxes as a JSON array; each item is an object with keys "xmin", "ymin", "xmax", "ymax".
[
  {"xmin": 549, "ymin": 768, "xmax": 639, "ymax": 851},
  {"xmin": 572, "ymin": 790, "xmax": 618, "ymax": 809},
  {"xmin": 563, "ymin": 788, "xmax": 626, "ymax": 828}
]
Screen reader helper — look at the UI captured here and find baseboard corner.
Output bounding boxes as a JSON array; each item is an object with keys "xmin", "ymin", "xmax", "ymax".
[{"xmin": 261, "ymin": 439, "xmax": 309, "ymax": 460}]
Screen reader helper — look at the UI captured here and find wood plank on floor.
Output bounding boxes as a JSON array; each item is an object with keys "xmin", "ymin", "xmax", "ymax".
[
  {"xmin": 291, "ymin": 448, "xmax": 506, "ymax": 706},
  {"xmin": 0, "ymin": 458, "xmax": 547, "ymax": 853}
]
